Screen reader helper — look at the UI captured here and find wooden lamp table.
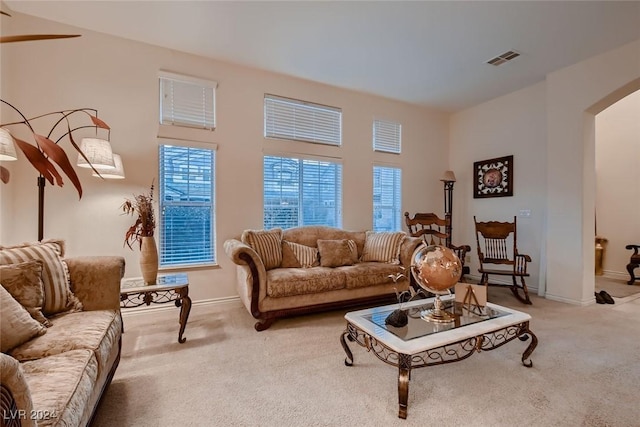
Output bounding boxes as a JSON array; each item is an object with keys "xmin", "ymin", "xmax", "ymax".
[{"xmin": 120, "ymin": 273, "xmax": 192, "ymax": 343}]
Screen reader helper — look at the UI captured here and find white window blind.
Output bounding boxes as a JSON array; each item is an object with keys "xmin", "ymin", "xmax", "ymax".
[
  {"xmin": 159, "ymin": 144, "xmax": 216, "ymax": 266},
  {"xmin": 159, "ymin": 72, "xmax": 216, "ymax": 130},
  {"xmin": 264, "ymin": 95, "xmax": 342, "ymax": 146},
  {"xmin": 373, "ymin": 119, "xmax": 402, "ymax": 153},
  {"xmin": 263, "ymin": 155, "xmax": 342, "ymax": 229},
  {"xmin": 373, "ymin": 166, "xmax": 402, "ymax": 232}
]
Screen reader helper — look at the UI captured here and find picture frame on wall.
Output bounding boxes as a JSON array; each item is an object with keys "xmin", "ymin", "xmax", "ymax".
[{"xmin": 473, "ymin": 155, "xmax": 513, "ymax": 198}]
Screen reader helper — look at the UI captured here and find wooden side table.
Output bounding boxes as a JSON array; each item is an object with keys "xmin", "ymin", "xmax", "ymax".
[{"xmin": 120, "ymin": 273, "xmax": 192, "ymax": 343}]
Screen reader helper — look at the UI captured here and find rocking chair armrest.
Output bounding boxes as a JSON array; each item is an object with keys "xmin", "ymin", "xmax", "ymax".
[
  {"xmin": 625, "ymin": 245, "xmax": 640, "ymax": 256},
  {"xmin": 515, "ymin": 253, "xmax": 532, "ymax": 262}
]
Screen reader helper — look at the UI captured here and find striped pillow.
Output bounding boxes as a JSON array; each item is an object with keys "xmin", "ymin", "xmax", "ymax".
[
  {"xmin": 360, "ymin": 231, "xmax": 406, "ymax": 264},
  {"xmin": 241, "ymin": 228, "xmax": 283, "ymax": 270},
  {"xmin": 0, "ymin": 240, "xmax": 82, "ymax": 315},
  {"xmin": 284, "ymin": 241, "xmax": 319, "ymax": 268}
]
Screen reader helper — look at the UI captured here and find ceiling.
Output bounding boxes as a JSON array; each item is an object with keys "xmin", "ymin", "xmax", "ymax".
[{"xmin": 5, "ymin": 1, "xmax": 640, "ymax": 112}]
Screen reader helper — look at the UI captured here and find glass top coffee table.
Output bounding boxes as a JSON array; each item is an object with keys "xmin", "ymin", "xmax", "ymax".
[{"xmin": 340, "ymin": 295, "xmax": 537, "ymax": 419}]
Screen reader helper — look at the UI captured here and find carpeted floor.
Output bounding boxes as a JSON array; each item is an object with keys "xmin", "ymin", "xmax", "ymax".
[
  {"xmin": 93, "ymin": 288, "xmax": 640, "ymax": 427},
  {"xmin": 595, "ymin": 275, "xmax": 640, "ymax": 298}
]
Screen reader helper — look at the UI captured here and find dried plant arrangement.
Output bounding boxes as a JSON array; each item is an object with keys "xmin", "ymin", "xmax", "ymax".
[{"xmin": 122, "ymin": 181, "xmax": 156, "ymax": 250}]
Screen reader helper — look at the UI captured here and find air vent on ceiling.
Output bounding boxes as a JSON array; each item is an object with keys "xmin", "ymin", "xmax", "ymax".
[{"xmin": 487, "ymin": 50, "xmax": 520, "ymax": 66}]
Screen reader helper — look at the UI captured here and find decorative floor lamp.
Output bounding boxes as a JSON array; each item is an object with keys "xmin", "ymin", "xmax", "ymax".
[
  {"xmin": 440, "ymin": 170, "xmax": 457, "ymax": 248},
  {"xmin": 0, "ymin": 99, "xmax": 119, "ymax": 240}
]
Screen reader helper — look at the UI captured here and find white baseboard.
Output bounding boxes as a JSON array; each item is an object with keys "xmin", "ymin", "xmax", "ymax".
[
  {"xmin": 599, "ymin": 270, "xmax": 630, "ymax": 281},
  {"xmin": 120, "ymin": 295, "xmax": 242, "ymax": 317}
]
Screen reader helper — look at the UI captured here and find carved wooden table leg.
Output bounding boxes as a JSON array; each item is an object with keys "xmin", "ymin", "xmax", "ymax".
[
  {"xmin": 398, "ymin": 354, "xmax": 412, "ymax": 419},
  {"xmin": 177, "ymin": 286, "xmax": 192, "ymax": 343}
]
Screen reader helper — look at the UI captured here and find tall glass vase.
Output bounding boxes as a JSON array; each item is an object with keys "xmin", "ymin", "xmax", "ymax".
[{"xmin": 140, "ymin": 236, "xmax": 158, "ymax": 285}]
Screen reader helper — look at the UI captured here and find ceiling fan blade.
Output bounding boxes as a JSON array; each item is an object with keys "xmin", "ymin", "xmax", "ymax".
[{"xmin": 0, "ymin": 34, "xmax": 81, "ymax": 43}]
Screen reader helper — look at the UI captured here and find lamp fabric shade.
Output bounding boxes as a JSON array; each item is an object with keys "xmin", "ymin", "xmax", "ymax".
[
  {"xmin": 77, "ymin": 138, "xmax": 115, "ymax": 169},
  {"xmin": 440, "ymin": 170, "xmax": 456, "ymax": 182},
  {"xmin": 0, "ymin": 128, "xmax": 18, "ymax": 161},
  {"xmin": 92, "ymin": 153, "xmax": 125, "ymax": 179}
]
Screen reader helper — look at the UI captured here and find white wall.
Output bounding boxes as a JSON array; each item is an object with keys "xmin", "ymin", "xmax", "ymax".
[
  {"xmin": 545, "ymin": 40, "xmax": 640, "ymax": 304},
  {"xmin": 0, "ymin": 13, "xmax": 449, "ymax": 303},
  {"xmin": 449, "ymin": 83, "xmax": 547, "ymax": 292},
  {"xmin": 595, "ymin": 90, "xmax": 640, "ymax": 277},
  {"xmin": 450, "ymin": 40, "xmax": 640, "ymax": 305}
]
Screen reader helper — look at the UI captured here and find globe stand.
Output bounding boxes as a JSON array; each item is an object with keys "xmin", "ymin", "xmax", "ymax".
[{"xmin": 420, "ymin": 294, "xmax": 456, "ymax": 323}]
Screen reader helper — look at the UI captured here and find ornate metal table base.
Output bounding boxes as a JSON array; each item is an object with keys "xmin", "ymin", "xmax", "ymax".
[
  {"xmin": 120, "ymin": 274, "xmax": 192, "ymax": 343},
  {"xmin": 340, "ymin": 321, "xmax": 537, "ymax": 419}
]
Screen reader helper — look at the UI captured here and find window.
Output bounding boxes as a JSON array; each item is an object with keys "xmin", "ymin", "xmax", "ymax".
[
  {"xmin": 159, "ymin": 143, "xmax": 216, "ymax": 267},
  {"xmin": 264, "ymin": 94, "xmax": 342, "ymax": 146},
  {"xmin": 264, "ymin": 155, "xmax": 342, "ymax": 229},
  {"xmin": 159, "ymin": 71, "xmax": 216, "ymax": 130},
  {"xmin": 373, "ymin": 119, "xmax": 402, "ymax": 153},
  {"xmin": 373, "ymin": 166, "xmax": 402, "ymax": 232}
]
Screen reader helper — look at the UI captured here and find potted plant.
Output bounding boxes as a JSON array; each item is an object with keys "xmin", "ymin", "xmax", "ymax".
[{"xmin": 122, "ymin": 181, "xmax": 157, "ymax": 284}]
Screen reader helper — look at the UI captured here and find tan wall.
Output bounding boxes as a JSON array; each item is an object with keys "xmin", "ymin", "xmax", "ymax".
[
  {"xmin": 595, "ymin": 90, "xmax": 640, "ymax": 277},
  {"xmin": 451, "ymin": 40, "xmax": 640, "ymax": 305},
  {"xmin": 0, "ymin": 13, "xmax": 448, "ymax": 303},
  {"xmin": 450, "ymin": 83, "xmax": 548, "ymax": 292}
]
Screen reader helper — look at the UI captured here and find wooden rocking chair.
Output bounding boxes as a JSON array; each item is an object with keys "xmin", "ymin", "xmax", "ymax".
[
  {"xmin": 474, "ymin": 216, "xmax": 532, "ymax": 304},
  {"xmin": 626, "ymin": 244, "xmax": 640, "ymax": 285},
  {"xmin": 404, "ymin": 212, "xmax": 471, "ymax": 280}
]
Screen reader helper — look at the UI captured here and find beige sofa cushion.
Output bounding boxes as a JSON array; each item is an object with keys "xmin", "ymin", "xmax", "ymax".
[
  {"xmin": 21, "ymin": 349, "xmax": 98, "ymax": 427},
  {"xmin": 360, "ymin": 231, "xmax": 406, "ymax": 264},
  {"xmin": 317, "ymin": 239, "xmax": 358, "ymax": 267},
  {"xmin": 0, "ymin": 240, "xmax": 82, "ymax": 315},
  {"xmin": 338, "ymin": 262, "xmax": 407, "ymax": 289},
  {"xmin": 1, "ymin": 259, "xmax": 51, "ymax": 326},
  {"xmin": 266, "ymin": 267, "xmax": 346, "ymax": 297},
  {"xmin": 10, "ymin": 309, "xmax": 121, "ymax": 377},
  {"xmin": 0, "ymin": 286, "xmax": 47, "ymax": 353},
  {"xmin": 241, "ymin": 228, "xmax": 283, "ymax": 270}
]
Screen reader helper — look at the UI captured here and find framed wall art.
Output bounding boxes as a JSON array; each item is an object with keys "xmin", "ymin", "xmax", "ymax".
[{"xmin": 473, "ymin": 155, "xmax": 513, "ymax": 198}]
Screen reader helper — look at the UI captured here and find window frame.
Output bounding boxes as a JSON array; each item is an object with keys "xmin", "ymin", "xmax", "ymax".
[
  {"xmin": 263, "ymin": 153, "xmax": 343, "ymax": 229},
  {"xmin": 373, "ymin": 119, "xmax": 402, "ymax": 154},
  {"xmin": 159, "ymin": 71, "xmax": 217, "ymax": 130},
  {"xmin": 372, "ymin": 164, "xmax": 402, "ymax": 232},
  {"xmin": 158, "ymin": 138, "xmax": 217, "ymax": 268},
  {"xmin": 264, "ymin": 94, "xmax": 342, "ymax": 146}
]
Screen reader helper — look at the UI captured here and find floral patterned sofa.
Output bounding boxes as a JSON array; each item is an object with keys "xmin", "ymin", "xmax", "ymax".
[
  {"xmin": 0, "ymin": 240, "xmax": 125, "ymax": 427},
  {"xmin": 224, "ymin": 226, "xmax": 422, "ymax": 331}
]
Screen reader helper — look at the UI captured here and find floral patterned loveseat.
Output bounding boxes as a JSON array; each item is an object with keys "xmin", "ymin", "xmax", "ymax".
[
  {"xmin": 225, "ymin": 226, "xmax": 422, "ymax": 331},
  {"xmin": 0, "ymin": 240, "xmax": 124, "ymax": 427}
]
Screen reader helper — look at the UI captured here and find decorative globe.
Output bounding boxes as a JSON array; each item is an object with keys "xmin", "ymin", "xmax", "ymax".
[{"xmin": 411, "ymin": 244, "xmax": 462, "ymax": 295}]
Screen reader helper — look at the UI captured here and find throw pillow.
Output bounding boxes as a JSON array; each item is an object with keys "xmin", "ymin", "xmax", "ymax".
[
  {"xmin": 317, "ymin": 239, "xmax": 358, "ymax": 268},
  {"xmin": 0, "ymin": 239, "xmax": 83, "ymax": 316},
  {"xmin": 280, "ymin": 240, "xmax": 302, "ymax": 268},
  {"xmin": 360, "ymin": 231, "xmax": 406, "ymax": 264},
  {"xmin": 241, "ymin": 228, "xmax": 283, "ymax": 270},
  {"xmin": 0, "ymin": 260, "xmax": 51, "ymax": 327},
  {"xmin": 0, "ymin": 286, "xmax": 47, "ymax": 353},
  {"xmin": 282, "ymin": 241, "xmax": 319, "ymax": 268}
]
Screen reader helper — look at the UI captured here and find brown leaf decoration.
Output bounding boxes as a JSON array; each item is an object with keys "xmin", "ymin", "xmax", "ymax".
[
  {"xmin": 12, "ymin": 137, "xmax": 59, "ymax": 185},
  {"xmin": 35, "ymin": 134, "xmax": 83, "ymax": 199},
  {"xmin": 90, "ymin": 115, "xmax": 110, "ymax": 130},
  {"xmin": 0, "ymin": 166, "xmax": 9, "ymax": 184}
]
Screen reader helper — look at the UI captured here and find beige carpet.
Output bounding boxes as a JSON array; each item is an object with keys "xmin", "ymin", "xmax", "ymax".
[
  {"xmin": 595, "ymin": 275, "xmax": 640, "ymax": 298},
  {"xmin": 93, "ymin": 289, "xmax": 640, "ymax": 427}
]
